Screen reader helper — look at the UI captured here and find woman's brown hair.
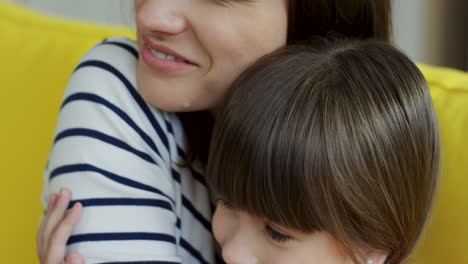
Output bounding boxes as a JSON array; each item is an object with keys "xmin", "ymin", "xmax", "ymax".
[
  {"xmin": 206, "ymin": 38, "xmax": 440, "ymax": 264},
  {"xmin": 179, "ymin": 0, "xmax": 392, "ymax": 165},
  {"xmin": 288, "ymin": 0, "xmax": 392, "ymax": 43}
]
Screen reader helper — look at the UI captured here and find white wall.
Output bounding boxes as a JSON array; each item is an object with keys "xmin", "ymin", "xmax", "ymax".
[
  {"xmin": 393, "ymin": 0, "xmax": 467, "ymax": 70},
  {"xmin": 13, "ymin": 0, "xmax": 135, "ymax": 28},
  {"xmin": 8, "ymin": 0, "xmax": 468, "ymax": 70}
]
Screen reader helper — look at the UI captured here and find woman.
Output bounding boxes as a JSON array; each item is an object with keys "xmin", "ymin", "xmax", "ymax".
[{"xmin": 38, "ymin": 0, "xmax": 391, "ymax": 263}]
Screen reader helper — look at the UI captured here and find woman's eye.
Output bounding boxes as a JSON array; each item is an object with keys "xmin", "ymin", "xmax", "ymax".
[{"xmin": 264, "ymin": 225, "xmax": 292, "ymax": 243}]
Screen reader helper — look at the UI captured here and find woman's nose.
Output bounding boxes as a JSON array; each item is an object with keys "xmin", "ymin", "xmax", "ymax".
[{"xmin": 135, "ymin": 0, "xmax": 188, "ymax": 36}]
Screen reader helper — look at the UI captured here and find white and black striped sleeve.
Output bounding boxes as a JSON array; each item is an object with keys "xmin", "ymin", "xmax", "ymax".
[{"xmin": 41, "ymin": 38, "xmax": 185, "ymax": 264}]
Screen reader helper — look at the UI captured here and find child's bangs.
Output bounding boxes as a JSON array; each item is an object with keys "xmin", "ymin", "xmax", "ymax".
[
  {"xmin": 206, "ymin": 92, "xmax": 331, "ymax": 233},
  {"xmin": 206, "ymin": 44, "xmax": 343, "ymax": 234}
]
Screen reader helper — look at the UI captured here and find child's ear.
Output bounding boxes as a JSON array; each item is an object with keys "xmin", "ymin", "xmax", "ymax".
[{"xmin": 362, "ymin": 249, "xmax": 389, "ymax": 264}]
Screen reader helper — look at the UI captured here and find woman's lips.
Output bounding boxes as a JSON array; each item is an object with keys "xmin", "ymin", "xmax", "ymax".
[{"xmin": 141, "ymin": 37, "xmax": 199, "ymax": 74}]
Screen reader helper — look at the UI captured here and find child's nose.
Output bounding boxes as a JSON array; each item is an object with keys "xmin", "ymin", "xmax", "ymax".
[
  {"xmin": 135, "ymin": 0, "xmax": 188, "ymax": 36},
  {"xmin": 221, "ymin": 233, "xmax": 259, "ymax": 264}
]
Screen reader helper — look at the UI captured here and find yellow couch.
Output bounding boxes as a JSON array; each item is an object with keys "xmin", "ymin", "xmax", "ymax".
[
  {"xmin": 0, "ymin": 2, "xmax": 134, "ymax": 263},
  {"xmin": 1, "ymin": 2, "xmax": 467, "ymax": 263},
  {"xmin": 411, "ymin": 65, "xmax": 468, "ymax": 264}
]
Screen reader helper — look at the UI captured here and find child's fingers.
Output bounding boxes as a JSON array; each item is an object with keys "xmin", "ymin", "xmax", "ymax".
[
  {"xmin": 37, "ymin": 193, "xmax": 59, "ymax": 258},
  {"xmin": 42, "ymin": 188, "xmax": 72, "ymax": 248},
  {"xmin": 66, "ymin": 253, "xmax": 85, "ymax": 264},
  {"xmin": 44, "ymin": 202, "xmax": 83, "ymax": 264}
]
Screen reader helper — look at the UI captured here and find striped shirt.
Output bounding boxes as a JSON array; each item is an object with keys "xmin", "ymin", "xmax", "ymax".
[{"xmin": 41, "ymin": 37, "xmax": 217, "ymax": 264}]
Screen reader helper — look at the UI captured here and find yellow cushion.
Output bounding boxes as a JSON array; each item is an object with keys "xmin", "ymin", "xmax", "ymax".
[
  {"xmin": 1, "ymin": 2, "xmax": 467, "ymax": 264},
  {"xmin": 411, "ymin": 65, "xmax": 468, "ymax": 264},
  {"xmin": 0, "ymin": 2, "xmax": 134, "ymax": 263}
]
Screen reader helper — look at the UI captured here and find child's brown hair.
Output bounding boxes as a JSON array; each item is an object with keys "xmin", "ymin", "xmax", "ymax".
[{"xmin": 207, "ymin": 38, "xmax": 440, "ymax": 264}]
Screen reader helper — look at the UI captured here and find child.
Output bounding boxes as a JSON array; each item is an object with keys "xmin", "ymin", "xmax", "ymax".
[
  {"xmin": 207, "ymin": 38, "xmax": 439, "ymax": 264},
  {"xmin": 39, "ymin": 38, "xmax": 439, "ymax": 264}
]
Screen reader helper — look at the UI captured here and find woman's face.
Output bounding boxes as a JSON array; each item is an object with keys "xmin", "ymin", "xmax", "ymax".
[
  {"xmin": 213, "ymin": 201, "xmax": 387, "ymax": 264},
  {"xmin": 134, "ymin": 0, "xmax": 288, "ymax": 112}
]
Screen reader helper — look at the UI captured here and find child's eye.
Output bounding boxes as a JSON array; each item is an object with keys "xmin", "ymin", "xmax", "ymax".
[
  {"xmin": 264, "ymin": 225, "xmax": 292, "ymax": 243},
  {"xmin": 215, "ymin": 0, "xmax": 236, "ymax": 7},
  {"xmin": 215, "ymin": 0, "xmax": 253, "ymax": 7}
]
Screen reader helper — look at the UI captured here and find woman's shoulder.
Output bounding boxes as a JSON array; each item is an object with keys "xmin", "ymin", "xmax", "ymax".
[
  {"xmin": 63, "ymin": 36, "xmax": 184, "ymax": 160},
  {"xmin": 95, "ymin": 36, "xmax": 139, "ymax": 61},
  {"xmin": 76, "ymin": 36, "xmax": 139, "ymax": 79},
  {"xmin": 64, "ymin": 36, "xmax": 140, "ymax": 108},
  {"xmin": 84, "ymin": 36, "xmax": 138, "ymax": 60},
  {"xmin": 79, "ymin": 37, "xmax": 187, "ymax": 150}
]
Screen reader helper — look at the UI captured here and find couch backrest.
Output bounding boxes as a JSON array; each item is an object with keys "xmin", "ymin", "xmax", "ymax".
[
  {"xmin": 410, "ymin": 65, "xmax": 468, "ymax": 264},
  {"xmin": 0, "ymin": 2, "xmax": 134, "ymax": 263}
]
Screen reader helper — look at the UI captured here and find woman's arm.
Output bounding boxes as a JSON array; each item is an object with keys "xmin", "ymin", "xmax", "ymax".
[{"xmin": 39, "ymin": 38, "xmax": 182, "ymax": 263}]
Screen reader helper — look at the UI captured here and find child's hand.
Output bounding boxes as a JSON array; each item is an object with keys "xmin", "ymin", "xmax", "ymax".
[{"xmin": 37, "ymin": 188, "xmax": 85, "ymax": 264}]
